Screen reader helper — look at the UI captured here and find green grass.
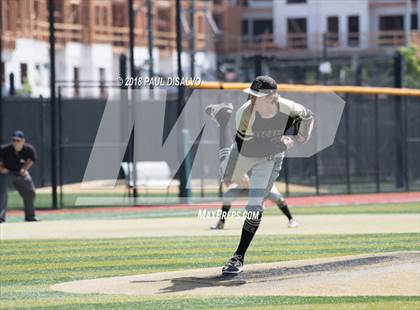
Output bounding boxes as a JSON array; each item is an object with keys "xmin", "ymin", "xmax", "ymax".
[
  {"xmin": 285, "ymin": 178, "xmax": 420, "ymax": 196},
  {"xmin": 4, "ymin": 202, "xmax": 420, "ymax": 222},
  {"xmin": 7, "ymin": 186, "xmax": 420, "ymax": 210},
  {"xmin": 7, "ymin": 192, "xmax": 128, "ymax": 210},
  {"xmin": 265, "ymin": 202, "xmax": 420, "ymax": 215},
  {"xmin": 0, "ymin": 233, "xmax": 419, "ymax": 309}
]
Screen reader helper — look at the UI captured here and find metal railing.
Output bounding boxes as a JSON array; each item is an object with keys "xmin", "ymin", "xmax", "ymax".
[{"xmin": 221, "ymin": 31, "xmax": 419, "ymax": 54}]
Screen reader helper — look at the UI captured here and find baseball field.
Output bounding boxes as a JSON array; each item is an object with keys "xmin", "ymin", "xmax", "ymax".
[{"xmin": 1, "ymin": 195, "xmax": 419, "ymax": 310}]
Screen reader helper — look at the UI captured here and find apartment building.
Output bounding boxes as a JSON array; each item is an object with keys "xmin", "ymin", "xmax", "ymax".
[
  {"xmin": 1, "ymin": 0, "xmax": 419, "ymax": 95},
  {"xmin": 210, "ymin": 0, "xmax": 419, "ymax": 82},
  {"xmin": 214, "ymin": 0, "xmax": 419, "ymax": 54},
  {"xmin": 1, "ymin": 0, "xmax": 217, "ymax": 97}
]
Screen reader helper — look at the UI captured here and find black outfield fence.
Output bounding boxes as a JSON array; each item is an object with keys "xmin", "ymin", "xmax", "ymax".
[
  {"xmin": 1, "ymin": 86, "xmax": 419, "ymax": 206},
  {"xmin": 283, "ymin": 93, "xmax": 420, "ymax": 195}
]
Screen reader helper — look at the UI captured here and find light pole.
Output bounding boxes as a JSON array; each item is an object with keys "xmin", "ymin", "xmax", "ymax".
[
  {"xmin": 127, "ymin": 0, "xmax": 138, "ymax": 198},
  {"xmin": 48, "ymin": 0, "xmax": 58, "ymax": 209},
  {"xmin": 189, "ymin": 0, "xmax": 195, "ymax": 78},
  {"xmin": 146, "ymin": 0, "xmax": 154, "ymax": 82}
]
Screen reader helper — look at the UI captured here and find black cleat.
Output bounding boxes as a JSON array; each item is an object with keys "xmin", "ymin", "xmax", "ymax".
[{"xmin": 222, "ymin": 254, "xmax": 244, "ymax": 275}]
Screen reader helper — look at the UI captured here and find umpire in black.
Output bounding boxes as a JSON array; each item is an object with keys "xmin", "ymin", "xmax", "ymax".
[{"xmin": 0, "ymin": 130, "xmax": 38, "ymax": 222}]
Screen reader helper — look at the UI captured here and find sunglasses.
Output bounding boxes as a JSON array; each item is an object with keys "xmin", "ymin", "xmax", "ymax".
[{"xmin": 12, "ymin": 138, "xmax": 23, "ymax": 142}]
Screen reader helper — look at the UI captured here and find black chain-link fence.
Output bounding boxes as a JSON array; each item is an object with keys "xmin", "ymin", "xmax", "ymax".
[{"xmin": 2, "ymin": 87, "xmax": 419, "ymax": 206}]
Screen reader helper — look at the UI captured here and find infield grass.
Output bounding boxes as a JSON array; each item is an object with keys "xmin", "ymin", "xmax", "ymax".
[{"xmin": 1, "ymin": 232, "xmax": 419, "ymax": 309}]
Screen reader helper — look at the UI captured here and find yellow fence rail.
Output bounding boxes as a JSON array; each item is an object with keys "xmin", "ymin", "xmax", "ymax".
[{"xmin": 188, "ymin": 81, "xmax": 420, "ymax": 97}]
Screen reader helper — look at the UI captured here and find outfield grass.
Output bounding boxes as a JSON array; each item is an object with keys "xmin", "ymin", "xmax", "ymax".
[
  {"xmin": 4, "ymin": 202, "xmax": 420, "ymax": 222},
  {"xmin": 7, "ymin": 189, "xmax": 420, "ymax": 210},
  {"xmin": 7, "ymin": 192, "xmax": 128, "ymax": 210},
  {"xmin": 0, "ymin": 233, "xmax": 419, "ymax": 309}
]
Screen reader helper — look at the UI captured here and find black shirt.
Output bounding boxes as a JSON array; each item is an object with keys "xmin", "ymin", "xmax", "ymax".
[
  {"xmin": 235, "ymin": 100, "xmax": 298, "ymax": 157},
  {"xmin": 0, "ymin": 143, "xmax": 37, "ymax": 172}
]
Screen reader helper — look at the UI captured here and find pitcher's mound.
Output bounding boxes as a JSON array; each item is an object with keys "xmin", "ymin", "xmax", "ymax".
[{"xmin": 51, "ymin": 252, "xmax": 420, "ymax": 297}]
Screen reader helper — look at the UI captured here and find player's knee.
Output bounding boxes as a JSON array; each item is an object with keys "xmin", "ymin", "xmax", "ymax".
[
  {"xmin": 267, "ymin": 191, "xmax": 281, "ymax": 202},
  {"xmin": 276, "ymin": 198, "xmax": 286, "ymax": 208}
]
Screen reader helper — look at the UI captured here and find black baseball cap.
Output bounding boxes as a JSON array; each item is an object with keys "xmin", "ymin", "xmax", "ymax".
[
  {"xmin": 243, "ymin": 75, "xmax": 278, "ymax": 97},
  {"xmin": 12, "ymin": 130, "xmax": 25, "ymax": 141}
]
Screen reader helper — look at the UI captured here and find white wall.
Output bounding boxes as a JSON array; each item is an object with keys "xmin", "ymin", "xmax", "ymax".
[
  {"xmin": 133, "ymin": 46, "xmax": 160, "ymax": 76},
  {"xmin": 55, "ymin": 43, "xmax": 114, "ymax": 97},
  {"xmin": 3, "ymin": 39, "xmax": 214, "ymax": 97},
  {"xmin": 3, "ymin": 38, "xmax": 50, "ymax": 97},
  {"xmin": 194, "ymin": 51, "xmax": 217, "ymax": 80},
  {"xmin": 159, "ymin": 51, "xmax": 216, "ymax": 80},
  {"xmin": 273, "ymin": 0, "xmax": 369, "ymax": 49},
  {"xmin": 90, "ymin": 44, "xmax": 114, "ymax": 97}
]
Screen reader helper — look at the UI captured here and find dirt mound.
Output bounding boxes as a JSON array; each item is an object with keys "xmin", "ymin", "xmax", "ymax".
[{"xmin": 51, "ymin": 252, "xmax": 420, "ymax": 297}]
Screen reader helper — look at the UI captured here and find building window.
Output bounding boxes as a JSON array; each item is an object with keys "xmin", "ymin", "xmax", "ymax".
[
  {"xmin": 103, "ymin": 7, "xmax": 108, "ymax": 26},
  {"xmin": 112, "ymin": 3, "xmax": 126, "ymax": 27},
  {"xmin": 348, "ymin": 15, "xmax": 359, "ymax": 47},
  {"xmin": 95, "ymin": 7, "xmax": 100, "ymax": 25},
  {"xmin": 20, "ymin": 63, "xmax": 28, "ymax": 84},
  {"xmin": 379, "ymin": 15, "xmax": 404, "ymax": 46},
  {"xmin": 287, "ymin": 18, "xmax": 307, "ymax": 49},
  {"xmin": 326, "ymin": 16, "xmax": 339, "ymax": 46},
  {"xmin": 412, "ymin": 14, "xmax": 418, "ymax": 30},
  {"xmin": 287, "ymin": 0, "xmax": 306, "ymax": 4},
  {"xmin": 54, "ymin": 1, "xmax": 64, "ymax": 23},
  {"xmin": 33, "ymin": 0, "xmax": 39, "ymax": 20},
  {"xmin": 4, "ymin": 0, "xmax": 11, "ymax": 30},
  {"xmin": 252, "ymin": 19, "xmax": 273, "ymax": 43},
  {"xmin": 157, "ymin": 8, "xmax": 171, "ymax": 32},
  {"xmin": 95, "ymin": 6, "xmax": 108, "ymax": 26},
  {"xmin": 73, "ymin": 67, "xmax": 80, "ymax": 97},
  {"xmin": 379, "ymin": 15, "xmax": 404, "ymax": 31},
  {"xmin": 71, "ymin": 4, "xmax": 81, "ymax": 24},
  {"xmin": 253, "ymin": 19, "xmax": 273, "ymax": 35}
]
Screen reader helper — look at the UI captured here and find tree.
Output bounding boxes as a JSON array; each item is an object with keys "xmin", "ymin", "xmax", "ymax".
[{"xmin": 399, "ymin": 45, "xmax": 420, "ymax": 89}]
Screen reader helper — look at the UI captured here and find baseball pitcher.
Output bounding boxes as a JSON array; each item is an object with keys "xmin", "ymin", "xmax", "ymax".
[
  {"xmin": 205, "ymin": 102, "xmax": 298, "ymax": 229},
  {"xmin": 211, "ymin": 76, "xmax": 314, "ymax": 274}
]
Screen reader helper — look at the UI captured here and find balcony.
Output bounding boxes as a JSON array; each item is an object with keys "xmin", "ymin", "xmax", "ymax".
[
  {"xmin": 4, "ymin": 14, "xmax": 417, "ymax": 56},
  {"xmin": 4, "ymin": 19, "xmax": 208, "ymax": 53},
  {"xmin": 221, "ymin": 30, "xmax": 419, "ymax": 55}
]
